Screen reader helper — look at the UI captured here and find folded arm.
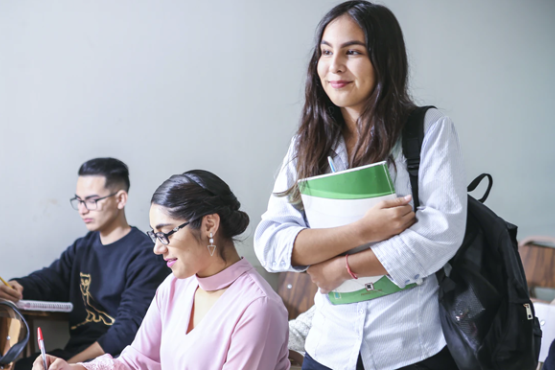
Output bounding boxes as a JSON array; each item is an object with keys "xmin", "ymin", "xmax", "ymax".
[
  {"xmin": 255, "ymin": 139, "xmax": 415, "ymax": 272},
  {"xmin": 371, "ymin": 115, "xmax": 467, "ymax": 288}
]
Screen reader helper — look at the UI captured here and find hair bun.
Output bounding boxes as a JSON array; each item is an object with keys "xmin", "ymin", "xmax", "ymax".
[
  {"xmin": 152, "ymin": 169, "xmax": 250, "ymax": 243},
  {"xmin": 231, "ymin": 198, "xmax": 241, "ymax": 211},
  {"xmin": 229, "ymin": 210, "xmax": 249, "ymax": 236}
]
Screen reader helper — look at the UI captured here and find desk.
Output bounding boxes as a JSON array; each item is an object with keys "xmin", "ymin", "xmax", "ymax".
[{"xmin": 20, "ymin": 311, "xmax": 69, "ymax": 357}]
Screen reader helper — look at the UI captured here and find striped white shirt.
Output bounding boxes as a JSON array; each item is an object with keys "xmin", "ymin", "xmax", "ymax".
[{"xmin": 254, "ymin": 109, "xmax": 467, "ymax": 370}]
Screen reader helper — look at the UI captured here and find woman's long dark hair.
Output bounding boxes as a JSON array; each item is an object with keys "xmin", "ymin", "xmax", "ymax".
[
  {"xmin": 151, "ymin": 170, "xmax": 249, "ymax": 261},
  {"xmin": 283, "ymin": 1, "xmax": 415, "ymax": 203}
]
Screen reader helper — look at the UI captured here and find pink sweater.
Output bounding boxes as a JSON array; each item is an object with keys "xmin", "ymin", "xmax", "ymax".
[{"xmin": 82, "ymin": 258, "xmax": 290, "ymax": 370}]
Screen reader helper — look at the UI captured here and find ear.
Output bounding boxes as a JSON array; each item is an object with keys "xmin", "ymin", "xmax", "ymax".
[
  {"xmin": 115, "ymin": 190, "xmax": 128, "ymax": 210},
  {"xmin": 202, "ymin": 213, "xmax": 221, "ymax": 238}
]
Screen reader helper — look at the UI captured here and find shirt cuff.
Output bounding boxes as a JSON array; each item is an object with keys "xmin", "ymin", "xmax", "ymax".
[
  {"xmin": 79, "ymin": 354, "xmax": 115, "ymax": 370},
  {"xmin": 371, "ymin": 235, "xmax": 425, "ymax": 289},
  {"xmin": 285, "ymin": 226, "xmax": 309, "ymax": 272},
  {"xmin": 262, "ymin": 225, "xmax": 308, "ymax": 273}
]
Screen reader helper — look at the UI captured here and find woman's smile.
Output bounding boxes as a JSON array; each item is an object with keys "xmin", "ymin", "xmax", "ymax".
[
  {"xmin": 165, "ymin": 258, "xmax": 177, "ymax": 268},
  {"xmin": 329, "ymin": 80, "xmax": 352, "ymax": 88}
]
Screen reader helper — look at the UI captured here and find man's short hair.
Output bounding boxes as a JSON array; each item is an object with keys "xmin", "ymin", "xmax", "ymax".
[{"xmin": 78, "ymin": 158, "xmax": 130, "ymax": 192}]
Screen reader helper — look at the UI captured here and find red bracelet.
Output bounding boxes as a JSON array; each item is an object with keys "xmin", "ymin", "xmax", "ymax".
[{"xmin": 345, "ymin": 254, "xmax": 358, "ymax": 279}]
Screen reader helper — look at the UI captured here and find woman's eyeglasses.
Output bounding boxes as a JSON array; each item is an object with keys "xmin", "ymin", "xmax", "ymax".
[{"xmin": 147, "ymin": 221, "xmax": 191, "ymax": 245}]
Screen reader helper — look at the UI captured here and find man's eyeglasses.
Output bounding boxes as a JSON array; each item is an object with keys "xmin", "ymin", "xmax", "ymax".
[
  {"xmin": 147, "ymin": 221, "xmax": 191, "ymax": 245},
  {"xmin": 70, "ymin": 193, "xmax": 117, "ymax": 211}
]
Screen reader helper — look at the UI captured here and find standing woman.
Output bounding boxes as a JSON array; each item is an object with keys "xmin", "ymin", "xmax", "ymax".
[
  {"xmin": 34, "ymin": 170, "xmax": 290, "ymax": 370},
  {"xmin": 255, "ymin": 1, "xmax": 466, "ymax": 370}
]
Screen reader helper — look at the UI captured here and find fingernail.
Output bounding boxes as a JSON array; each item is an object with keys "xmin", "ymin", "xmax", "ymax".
[{"xmin": 404, "ymin": 194, "xmax": 412, "ymax": 201}]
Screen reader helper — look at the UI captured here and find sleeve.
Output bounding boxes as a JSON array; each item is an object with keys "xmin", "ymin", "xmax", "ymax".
[
  {"xmin": 372, "ymin": 113, "xmax": 468, "ymax": 288},
  {"xmin": 254, "ymin": 138, "xmax": 309, "ymax": 273},
  {"xmin": 223, "ymin": 297, "xmax": 290, "ymax": 370},
  {"xmin": 96, "ymin": 248, "xmax": 169, "ymax": 355},
  {"xmin": 81, "ymin": 284, "xmax": 165, "ymax": 370},
  {"xmin": 13, "ymin": 241, "xmax": 78, "ymax": 301}
]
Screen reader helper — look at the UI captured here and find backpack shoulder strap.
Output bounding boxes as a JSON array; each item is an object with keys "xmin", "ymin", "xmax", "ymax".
[{"xmin": 401, "ymin": 106, "xmax": 435, "ymax": 210}]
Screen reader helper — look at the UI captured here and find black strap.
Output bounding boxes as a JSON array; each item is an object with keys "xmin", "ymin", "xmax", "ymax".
[
  {"xmin": 401, "ymin": 106, "xmax": 435, "ymax": 210},
  {"xmin": 0, "ymin": 299, "xmax": 30, "ymax": 365},
  {"xmin": 467, "ymin": 173, "xmax": 493, "ymax": 203}
]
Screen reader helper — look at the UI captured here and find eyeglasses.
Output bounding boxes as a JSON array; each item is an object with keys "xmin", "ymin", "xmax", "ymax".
[
  {"xmin": 70, "ymin": 193, "xmax": 117, "ymax": 211},
  {"xmin": 147, "ymin": 221, "xmax": 190, "ymax": 245}
]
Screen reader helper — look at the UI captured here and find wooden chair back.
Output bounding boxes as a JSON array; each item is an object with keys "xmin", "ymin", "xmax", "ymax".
[
  {"xmin": 277, "ymin": 271, "xmax": 318, "ymax": 320},
  {"xmin": 518, "ymin": 236, "xmax": 555, "ymax": 290}
]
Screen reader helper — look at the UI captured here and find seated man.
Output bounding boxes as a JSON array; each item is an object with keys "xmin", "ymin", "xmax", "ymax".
[{"xmin": 0, "ymin": 158, "xmax": 169, "ymax": 370}]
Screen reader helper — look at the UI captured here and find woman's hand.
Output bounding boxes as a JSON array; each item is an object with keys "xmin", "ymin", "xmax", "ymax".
[
  {"xmin": 355, "ymin": 195, "xmax": 416, "ymax": 244},
  {"xmin": 291, "ymin": 195, "xmax": 416, "ymax": 267},
  {"xmin": 307, "ymin": 256, "xmax": 350, "ymax": 294},
  {"xmin": 0, "ymin": 280, "xmax": 23, "ymax": 301},
  {"xmin": 32, "ymin": 355, "xmax": 85, "ymax": 370}
]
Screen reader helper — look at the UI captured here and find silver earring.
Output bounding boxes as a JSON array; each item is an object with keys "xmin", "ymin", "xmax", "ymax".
[{"xmin": 208, "ymin": 232, "xmax": 216, "ymax": 256}]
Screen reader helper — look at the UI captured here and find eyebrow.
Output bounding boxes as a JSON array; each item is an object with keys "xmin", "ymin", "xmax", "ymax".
[
  {"xmin": 74, "ymin": 194, "xmax": 101, "ymax": 200},
  {"xmin": 321, "ymin": 40, "xmax": 366, "ymax": 48},
  {"xmin": 151, "ymin": 223, "xmax": 173, "ymax": 231}
]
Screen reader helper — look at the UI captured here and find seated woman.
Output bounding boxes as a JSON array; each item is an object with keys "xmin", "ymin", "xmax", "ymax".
[{"xmin": 34, "ymin": 170, "xmax": 290, "ymax": 370}]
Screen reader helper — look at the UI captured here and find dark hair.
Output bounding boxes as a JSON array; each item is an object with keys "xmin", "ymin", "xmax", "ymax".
[
  {"xmin": 283, "ymin": 1, "xmax": 415, "ymax": 203},
  {"xmin": 151, "ymin": 170, "xmax": 250, "ymax": 261},
  {"xmin": 78, "ymin": 157, "xmax": 130, "ymax": 192}
]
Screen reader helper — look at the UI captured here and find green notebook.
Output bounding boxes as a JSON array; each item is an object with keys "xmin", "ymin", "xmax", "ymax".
[{"xmin": 298, "ymin": 161, "xmax": 415, "ymax": 304}]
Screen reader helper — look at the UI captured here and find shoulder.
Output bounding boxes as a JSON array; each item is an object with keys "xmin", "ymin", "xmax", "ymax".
[
  {"xmin": 236, "ymin": 265, "xmax": 288, "ymax": 315},
  {"xmin": 282, "ymin": 135, "xmax": 299, "ymax": 165},
  {"xmin": 126, "ymin": 227, "xmax": 155, "ymax": 247},
  {"xmin": 120, "ymin": 228, "xmax": 167, "ymax": 270},
  {"xmin": 69, "ymin": 231, "xmax": 99, "ymax": 252},
  {"xmin": 156, "ymin": 273, "xmax": 178, "ymax": 296},
  {"xmin": 423, "ymin": 107, "xmax": 457, "ymax": 135},
  {"xmin": 119, "ymin": 228, "xmax": 155, "ymax": 256},
  {"xmin": 154, "ymin": 273, "xmax": 194, "ymax": 306}
]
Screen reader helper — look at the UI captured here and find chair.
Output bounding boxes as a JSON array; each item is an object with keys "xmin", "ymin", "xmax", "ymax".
[
  {"xmin": 278, "ymin": 271, "xmax": 318, "ymax": 368},
  {"xmin": 519, "ymin": 236, "xmax": 555, "ymax": 295},
  {"xmin": 277, "ymin": 271, "xmax": 318, "ymax": 320}
]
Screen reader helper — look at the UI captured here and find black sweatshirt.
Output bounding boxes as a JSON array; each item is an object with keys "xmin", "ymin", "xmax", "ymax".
[{"xmin": 15, "ymin": 227, "xmax": 170, "ymax": 355}]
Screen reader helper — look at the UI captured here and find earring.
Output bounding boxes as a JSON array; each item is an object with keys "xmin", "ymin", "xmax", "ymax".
[{"xmin": 208, "ymin": 232, "xmax": 216, "ymax": 256}]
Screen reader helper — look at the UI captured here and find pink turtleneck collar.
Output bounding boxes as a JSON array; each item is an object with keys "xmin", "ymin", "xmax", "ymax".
[{"xmin": 196, "ymin": 257, "xmax": 252, "ymax": 291}]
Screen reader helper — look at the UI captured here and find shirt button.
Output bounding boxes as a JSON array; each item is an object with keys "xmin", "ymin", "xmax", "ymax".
[{"xmin": 414, "ymin": 274, "xmax": 420, "ymax": 279}]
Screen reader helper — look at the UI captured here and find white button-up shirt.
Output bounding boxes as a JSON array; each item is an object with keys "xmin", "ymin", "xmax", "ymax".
[{"xmin": 254, "ymin": 109, "xmax": 468, "ymax": 370}]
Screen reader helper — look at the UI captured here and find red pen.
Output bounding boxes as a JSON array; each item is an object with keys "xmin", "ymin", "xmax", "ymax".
[{"xmin": 37, "ymin": 327, "xmax": 48, "ymax": 369}]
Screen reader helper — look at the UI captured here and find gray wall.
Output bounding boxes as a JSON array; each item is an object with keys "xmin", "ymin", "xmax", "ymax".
[{"xmin": 1, "ymin": 0, "xmax": 554, "ymax": 289}]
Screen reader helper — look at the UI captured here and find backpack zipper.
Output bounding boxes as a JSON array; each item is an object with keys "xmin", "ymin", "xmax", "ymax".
[{"xmin": 524, "ymin": 303, "xmax": 533, "ymax": 320}]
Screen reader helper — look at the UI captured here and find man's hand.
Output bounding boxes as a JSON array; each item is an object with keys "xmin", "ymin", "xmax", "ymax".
[
  {"xmin": 0, "ymin": 280, "xmax": 23, "ymax": 301},
  {"xmin": 307, "ymin": 256, "xmax": 350, "ymax": 294}
]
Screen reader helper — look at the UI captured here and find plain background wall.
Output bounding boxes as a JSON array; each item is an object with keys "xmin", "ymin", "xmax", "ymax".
[{"xmin": 1, "ymin": 0, "xmax": 554, "ymax": 350}]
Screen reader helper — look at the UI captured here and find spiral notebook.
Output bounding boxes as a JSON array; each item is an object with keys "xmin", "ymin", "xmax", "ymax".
[{"xmin": 16, "ymin": 300, "xmax": 73, "ymax": 312}]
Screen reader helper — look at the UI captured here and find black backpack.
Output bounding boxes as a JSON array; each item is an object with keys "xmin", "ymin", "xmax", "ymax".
[
  {"xmin": 0, "ymin": 299, "xmax": 30, "ymax": 368},
  {"xmin": 402, "ymin": 106, "xmax": 542, "ymax": 370}
]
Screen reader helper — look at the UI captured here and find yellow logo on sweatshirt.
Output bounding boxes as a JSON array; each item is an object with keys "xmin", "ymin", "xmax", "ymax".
[{"xmin": 71, "ymin": 273, "xmax": 116, "ymax": 329}]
